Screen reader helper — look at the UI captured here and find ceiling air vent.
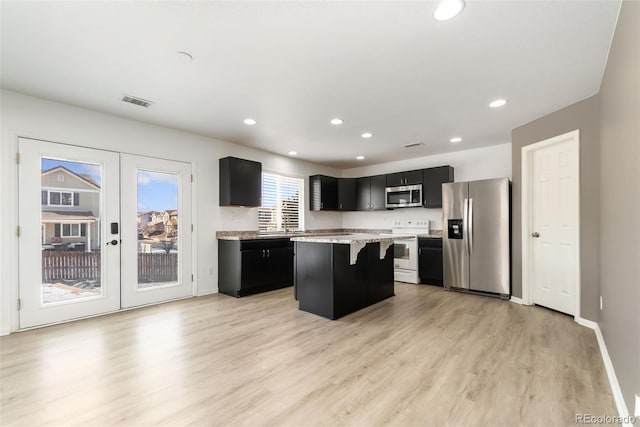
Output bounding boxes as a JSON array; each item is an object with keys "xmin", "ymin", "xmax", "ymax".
[
  {"xmin": 403, "ymin": 142, "xmax": 425, "ymax": 148},
  {"xmin": 121, "ymin": 94, "xmax": 154, "ymax": 108}
]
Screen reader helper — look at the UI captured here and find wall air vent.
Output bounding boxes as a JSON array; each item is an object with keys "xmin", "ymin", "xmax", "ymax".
[
  {"xmin": 403, "ymin": 142, "xmax": 425, "ymax": 148},
  {"xmin": 121, "ymin": 95, "xmax": 154, "ymax": 108}
]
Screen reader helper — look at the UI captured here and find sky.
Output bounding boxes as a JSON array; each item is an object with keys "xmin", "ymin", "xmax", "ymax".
[
  {"xmin": 137, "ymin": 170, "xmax": 178, "ymax": 212},
  {"xmin": 41, "ymin": 158, "xmax": 178, "ymax": 213}
]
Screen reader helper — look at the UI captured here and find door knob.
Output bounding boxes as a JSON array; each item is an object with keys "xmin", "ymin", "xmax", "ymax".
[
  {"xmin": 531, "ymin": 232, "xmax": 540, "ymax": 238},
  {"xmin": 106, "ymin": 239, "xmax": 119, "ymax": 245}
]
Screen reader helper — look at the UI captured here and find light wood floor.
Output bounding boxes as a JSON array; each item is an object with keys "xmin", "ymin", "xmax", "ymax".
[{"xmin": 1, "ymin": 284, "xmax": 617, "ymax": 426}]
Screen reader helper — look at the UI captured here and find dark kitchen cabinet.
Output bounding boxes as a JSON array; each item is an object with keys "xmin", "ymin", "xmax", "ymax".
[
  {"xmin": 295, "ymin": 241, "xmax": 394, "ymax": 320},
  {"xmin": 386, "ymin": 169, "xmax": 423, "ymax": 187},
  {"xmin": 418, "ymin": 237, "xmax": 443, "ymax": 286},
  {"xmin": 422, "ymin": 166, "xmax": 454, "ymax": 208},
  {"xmin": 337, "ymin": 178, "xmax": 356, "ymax": 211},
  {"xmin": 355, "ymin": 175, "xmax": 386, "ymax": 210},
  {"xmin": 219, "ymin": 157, "xmax": 262, "ymax": 207},
  {"xmin": 218, "ymin": 238, "xmax": 294, "ymax": 297},
  {"xmin": 309, "ymin": 175, "xmax": 338, "ymax": 211}
]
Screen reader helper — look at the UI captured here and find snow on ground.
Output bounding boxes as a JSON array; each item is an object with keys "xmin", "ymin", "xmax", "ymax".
[{"xmin": 42, "ymin": 283, "xmax": 100, "ymax": 304}]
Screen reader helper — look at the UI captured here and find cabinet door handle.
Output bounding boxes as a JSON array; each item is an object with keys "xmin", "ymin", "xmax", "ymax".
[
  {"xmin": 267, "ymin": 249, "xmax": 270, "ymax": 257},
  {"xmin": 262, "ymin": 249, "xmax": 266, "ymax": 257},
  {"xmin": 419, "ymin": 248, "xmax": 422, "ymax": 255}
]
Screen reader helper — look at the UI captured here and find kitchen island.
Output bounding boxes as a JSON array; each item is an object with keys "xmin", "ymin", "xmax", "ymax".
[{"xmin": 291, "ymin": 233, "xmax": 414, "ymax": 320}]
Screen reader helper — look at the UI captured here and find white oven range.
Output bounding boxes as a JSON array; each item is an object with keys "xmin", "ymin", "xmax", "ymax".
[{"xmin": 381, "ymin": 220, "xmax": 430, "ymax": 284}]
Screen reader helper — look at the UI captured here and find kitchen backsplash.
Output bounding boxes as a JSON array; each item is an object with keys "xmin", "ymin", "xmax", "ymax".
[{"xmin": 341, "ymin": 207, "xmax": 444, "ymax": 231}]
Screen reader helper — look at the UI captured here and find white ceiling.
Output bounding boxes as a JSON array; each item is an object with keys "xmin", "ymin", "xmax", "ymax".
[{"xmin": 1, "ymin": 1, "xmax": 621, "ymax": 169}]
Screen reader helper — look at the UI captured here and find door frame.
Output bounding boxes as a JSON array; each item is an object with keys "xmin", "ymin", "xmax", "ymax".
[{"xmin": 521, "ymin": 129, "xmax": 581, "ymax": 320}]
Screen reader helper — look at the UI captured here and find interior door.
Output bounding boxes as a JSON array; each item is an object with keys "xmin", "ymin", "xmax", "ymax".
[
  {"xmin": 18, "ymin": 138, "xmax": 121, "ymax": 328},
  {"xmin": 531, "ymin": 140, "xmax": 579, "ymax": 315},
  {"xmin": 120, "ymin": 154, "xmax": 193, "ymax": 308}
]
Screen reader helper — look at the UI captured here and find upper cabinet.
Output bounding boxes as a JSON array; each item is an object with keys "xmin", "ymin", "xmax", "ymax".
[
  {"xmin": 309, "ymin": 175, "xmax": 338, "ymax": 211},
  {"xmin": 386, "ymin": 169, "xmax": 423, "ymax": 187},
  {"xmin": 356, "ymin": 175, "xmax": 386, "ymax": 211},
  {"xmin": 422, "ymin": 166, "xmax": 454, "ymax": 208},
  {"xmin": 219, "ymin": 157, "xmax": 262, "ymax": 207},
  {"xmin": 309, "ymin": 165, "xmax": 453, "ymax": 212},
  {"xmin": 337, "ymin": 178, "xmax": 356, "ymax": 211}
]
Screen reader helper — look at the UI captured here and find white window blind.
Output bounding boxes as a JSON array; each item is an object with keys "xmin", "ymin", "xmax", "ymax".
[{"xmin": 259, "ymin": 173, "xmax": 304, "ymax": 232}]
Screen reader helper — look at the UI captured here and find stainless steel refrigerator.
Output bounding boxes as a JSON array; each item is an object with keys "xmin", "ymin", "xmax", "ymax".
[{"xmin": 442, "ymin": 178, "xmax": 510, "ymax": 297}]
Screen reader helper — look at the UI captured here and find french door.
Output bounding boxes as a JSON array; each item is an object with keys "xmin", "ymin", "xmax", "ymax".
[{"xmin": 18, "ymin": 138, "xmax": 192, "ymax": 329}]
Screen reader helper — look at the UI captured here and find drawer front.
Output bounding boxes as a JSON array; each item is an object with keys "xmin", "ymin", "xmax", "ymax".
[
  {"xmin": 240, "ymin": 239, "xmax": 292, "ymax": 251},
  {"xmin": 418, "ymin": 237, "xmax": 442, "ymax": 248}
]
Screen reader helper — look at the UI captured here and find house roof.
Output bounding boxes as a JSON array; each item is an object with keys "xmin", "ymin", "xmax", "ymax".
[
  {"xmin": 41, "ymin": 166, "xmax": 100, "ymax": 189},
  {"xmin": 41, "ymin": 210, "xmax": 96, "ymax": 222}
]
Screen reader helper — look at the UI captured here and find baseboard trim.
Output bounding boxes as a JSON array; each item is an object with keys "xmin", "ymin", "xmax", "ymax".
[
  {"xmin": 591, "ymin": 323, "xmax": 631, "ymax": 424},
  {"xmin": 197, "ymin": 289, "xmax": 218, "ymax": 297},
  {"xmin": 575, "ymin": 317, "xmax": 598, "ymax": 329},
  {"xmin": 510, "ymin": 296, "xmax": 526, "ymax": 305}
]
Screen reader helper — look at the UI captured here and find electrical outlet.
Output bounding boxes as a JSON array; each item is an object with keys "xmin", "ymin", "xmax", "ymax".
[
  {"xmin": 208, "ymin": 267, "xmax": 214, "ymax": 276},
  {"xmin": 600, "ymin": 296, "xmax": 603, "ymax": 311}
]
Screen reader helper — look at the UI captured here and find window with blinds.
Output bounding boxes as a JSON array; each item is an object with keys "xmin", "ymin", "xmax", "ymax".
[{"xmin": 258, "ymin": 173, "xmax": 304, "ymax": 232}]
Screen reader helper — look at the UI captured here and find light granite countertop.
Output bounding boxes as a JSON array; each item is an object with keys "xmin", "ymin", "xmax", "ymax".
[
  {"xmin": 290, "ymin": 233, "xmax": 416, "ymax": 245},
  {"xmin": 216, "ymin": 229, "xmax": 391, "ymax": 241}
]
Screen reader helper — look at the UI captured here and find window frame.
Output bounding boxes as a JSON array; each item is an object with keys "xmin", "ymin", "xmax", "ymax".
[
  {"xmin": 61, "ymin": 223, "xmax": 81, "ymax": 237},
  {"xmin": 258, "ymin": 171, "xmax": 305, "ymax": 232},
  {"xmin": 46, "ymin": 190, "xmax": 75, "ymax": 206}
]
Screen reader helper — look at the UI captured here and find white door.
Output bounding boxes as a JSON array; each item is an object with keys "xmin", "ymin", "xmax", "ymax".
[
  {"xmin": 120, "ymin": 154, "xmax": 193, "ymax": 308},
  {"xmin": 18, "ymin": 138, "xmax": 121, "ymax": 328},
  {"xmin": 530, "ymin": 136, "xmax": 579, "ymax": 315}
]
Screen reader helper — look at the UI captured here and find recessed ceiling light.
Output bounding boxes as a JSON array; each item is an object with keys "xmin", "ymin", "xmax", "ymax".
[
  {"xmin": 489, "ymin": 99, "xmax": 508, "ymax": 108},
  {"xmin": 176, "ymin": 51, "xmax": 193, "ymax": 62},
  {"xmin": 330, "ymin": 118, "xmax": 344, "ymax": 125},
  {"xmin": 434, "ymin": 0, "xmax": 465, "ymax": 21},
  {"xmin": 450, "ymin": 137, "xmax": 462, "ymax": 143},
  {"xmin": 361, "ymin": 132, "xmax": 373, "ymax": 139},
  {"xmin": 243, "ymin": 118, "xmax": 257, "ymax": 125},
  {"xmin": 288, "ymin": 151, "xmax": 297, "ymax": 156},
  {"xmin": 356, "ymin": 155, "xmax": 365, "ymax": 160}
]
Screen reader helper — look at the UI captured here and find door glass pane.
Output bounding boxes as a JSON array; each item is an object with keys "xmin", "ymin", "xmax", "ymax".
[
  {"xmin": 41, "ymin": 158, "xmax": 102, "ymax": 304},
  {"xmin": 136, "ymin": 170, "xmax": 179, "ymax": 289}
]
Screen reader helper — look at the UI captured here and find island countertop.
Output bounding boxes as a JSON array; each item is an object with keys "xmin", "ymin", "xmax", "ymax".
[{"xmin": 290, "ymin": 233, "xmax": 415, "ymax": 244}]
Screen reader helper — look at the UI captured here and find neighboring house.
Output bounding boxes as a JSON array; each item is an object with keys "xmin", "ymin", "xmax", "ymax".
[
  {"xmin": 41, "ymin": 166, "xmax": 100, "ymax": 251},
  {"xmin": 137, "ymin": 211, "xmax": 157, "ymax": 231},
  {"xmin": 151, "ymin": 211, "xmax": 164, "ymax": 224},
  {"xmin": 162, "ymin": 210, "xmax": 178, "ymax": 238}
]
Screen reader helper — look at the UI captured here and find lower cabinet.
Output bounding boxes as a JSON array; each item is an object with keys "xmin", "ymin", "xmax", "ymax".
[
  {"xmin": 295, "ymin": 241, "xmax": 394, "ymax": 320},
  {"xmin": 219, "ymin": 239, "xmax": 293, "ymax": 297},
  {"xmin": 418, "ymin": 237, "xmax": 443, "ymax": 286}
]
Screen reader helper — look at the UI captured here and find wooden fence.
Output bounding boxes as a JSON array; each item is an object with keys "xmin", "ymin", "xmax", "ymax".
[
  {"xmin": 42, "ymin": 251, "xmax": 177, "ymax": 283},
  {"xmin": 137, "ymin": 253, "xmax": 178, "ymax": 283}
]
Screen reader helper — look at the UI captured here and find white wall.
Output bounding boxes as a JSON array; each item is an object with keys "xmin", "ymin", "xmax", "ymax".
[
  {"xmin": 0, "ymin": 89, "xmax": 341, "ymax": 334},
  {"xmin": 340, "ymin": 143, "xmax": 512, "ymax": 230}
]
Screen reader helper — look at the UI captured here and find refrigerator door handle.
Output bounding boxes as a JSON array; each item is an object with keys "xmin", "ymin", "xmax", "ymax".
[
  {"xmin": 463, "ymin": 198, "xmax": 469, "ymax": 255},
  {"xmin": 468, "ymin": 198, "xmax": 473, "ymax": 255}
]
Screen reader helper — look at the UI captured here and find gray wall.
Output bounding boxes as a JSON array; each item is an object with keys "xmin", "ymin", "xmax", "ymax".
[
  {"xmin": 598, "ymin": 0, "xmax": 640, "ymax": 413},
  {"xmin": 511, "ymin": 95, "xmax": 600, "ymax": 321}
]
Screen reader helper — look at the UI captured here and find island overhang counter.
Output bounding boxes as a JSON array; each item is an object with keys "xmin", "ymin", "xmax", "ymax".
[{"xmin": 290, "ymin": 233, "xmax": 415, "ymax": 319}]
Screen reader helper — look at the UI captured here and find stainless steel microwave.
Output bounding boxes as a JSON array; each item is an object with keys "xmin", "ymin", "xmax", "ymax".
[{"xmin": 385, "ymin": 184, "xmax": 423, "ymax": 208}]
